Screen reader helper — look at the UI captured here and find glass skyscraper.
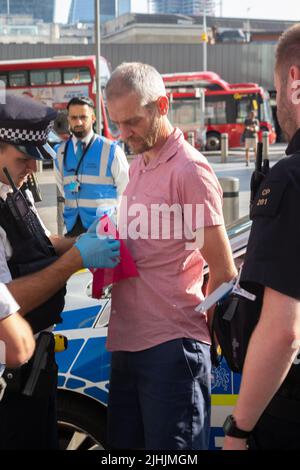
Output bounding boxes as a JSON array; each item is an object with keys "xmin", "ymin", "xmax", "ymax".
[
  {"xmin": 151, "ymin": 0, "xmax": 217, "ymax": 16},
  {"xmin": 68, "ymin": 0, "xmax": 94, "ymax": 23},
  {"xmin": 68, "ymin": 0, "xmax": 132, "ymax": 24},
  {"xmin": 0, "ymin": 0, "xmax": 55, "ymax": 22}
]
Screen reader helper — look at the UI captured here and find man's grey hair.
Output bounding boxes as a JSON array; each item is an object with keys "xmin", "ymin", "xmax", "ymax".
[{"xmin": 105, "ymin": 62, "xmax": 166, "ymax": 106}]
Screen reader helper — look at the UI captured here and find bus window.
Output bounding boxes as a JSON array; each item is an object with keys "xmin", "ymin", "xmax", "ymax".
[
  {"xmin": 30, "ymin": 69, "xmax": 61, "ymax": 86},
  {"xmin": 260, "ymin": 98, "xmax": 274, "ymax": 126},
  {"xmin": 205, "ymin": 99, "xmax": 226, "ymax": 124},
  {"xmin": 170, "ymin": 99, "xmax": 200, "ymax": 131},
  {"xmin": 99, "ymin": 58, "xmax": 111, "ymax": 87},
  {"xmin": 236, "ymin": 98, "xmax": 250, "ymax": 124},
  {"xmin": 9, "ymin": 71, "xmax": 28, "ymax": 87},
  {"xmin": 63, "ymin": 68, "xmax": 91, "ymax": 84},
  {"xmin": 104, "ymin": 105, "xmax": 120, "ymax": 138},
  {"xmin": 0, "ymin": 74, "xmax": 8, "ymax": 87}
]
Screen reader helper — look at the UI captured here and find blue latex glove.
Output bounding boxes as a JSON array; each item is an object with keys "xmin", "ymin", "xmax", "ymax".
[{"xmin": 75, "ymin": 233, "xmax": 120, "ymax": 269}]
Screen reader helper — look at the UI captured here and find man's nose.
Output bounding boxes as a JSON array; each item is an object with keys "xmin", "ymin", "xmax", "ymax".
[
  {"xmin": 74, "ymin": 117, "xmax": 84, "ymax": 125},
  {"xmin": 119, "ymin": 124, "xmax": 132, "ymax": 141}
]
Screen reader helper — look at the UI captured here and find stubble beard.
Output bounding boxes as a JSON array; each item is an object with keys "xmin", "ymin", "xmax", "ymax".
[{"xmin": 126, "ymin": 115, "xmax": 162, "ymax": 154}]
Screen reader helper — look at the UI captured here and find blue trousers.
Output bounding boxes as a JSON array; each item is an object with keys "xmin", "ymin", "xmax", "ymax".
[{"xmin": 107, "ymin": 338, "xmax": 211, "ymax": 450}]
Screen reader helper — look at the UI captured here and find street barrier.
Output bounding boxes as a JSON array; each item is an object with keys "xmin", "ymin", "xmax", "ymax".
[
  {"xmin": 187, "ymin": 131, "xmax": 195, "ymax": 147},
  {"xmin": 221, "ymin": 133, "xmax": 228, "ymax": 163},
  {"xmin": 219, "ymin": 177, "xmax": 239, "ymax": 225}
]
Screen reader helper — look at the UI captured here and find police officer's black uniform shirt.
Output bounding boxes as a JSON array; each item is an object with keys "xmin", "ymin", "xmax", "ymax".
[{"xmin": 241, "ymin": 128, "xmax": 300, "ymax": 300}]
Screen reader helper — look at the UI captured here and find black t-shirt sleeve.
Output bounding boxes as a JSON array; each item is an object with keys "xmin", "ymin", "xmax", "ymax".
[{"xmin": 241, "ymin": 156, "xmax": 300, "ymax": 300}]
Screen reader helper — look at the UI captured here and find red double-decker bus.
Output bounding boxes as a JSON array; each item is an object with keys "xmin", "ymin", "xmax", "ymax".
[
  {"xmin": 163, "ymin": 71, "xmax": 276, "ymax": 150},
  {"xmin": 0, "ymin": 55, "xmax": 117, "ymax": 140}
]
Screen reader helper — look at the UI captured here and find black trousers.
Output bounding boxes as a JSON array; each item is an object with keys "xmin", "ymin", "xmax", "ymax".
[{"xmin": 0, "ymin": 344, "xmax": 59, "ymax": 450}]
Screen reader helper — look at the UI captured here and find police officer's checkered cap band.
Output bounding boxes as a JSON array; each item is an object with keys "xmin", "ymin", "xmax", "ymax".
[{"xmin": 0, "ymin": 121, "xmax": 54, "ymax": 144}]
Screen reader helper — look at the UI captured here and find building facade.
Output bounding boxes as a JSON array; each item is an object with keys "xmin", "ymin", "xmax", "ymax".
[{"xmin": 0, "ymin": 0, "xmax": 55, "ymax": 22}]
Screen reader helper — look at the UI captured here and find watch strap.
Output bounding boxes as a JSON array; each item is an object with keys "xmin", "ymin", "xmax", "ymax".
[{"xmin": 223, "ymin": 414, "xmax": 252, "ymax": 439}]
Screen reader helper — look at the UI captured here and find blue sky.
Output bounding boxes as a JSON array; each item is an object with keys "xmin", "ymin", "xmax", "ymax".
[{"xmin": 55, "ymin": 0, "xmax": 298, "ymax": 23}]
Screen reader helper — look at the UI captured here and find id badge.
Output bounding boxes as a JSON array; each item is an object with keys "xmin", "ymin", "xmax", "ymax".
[{"xmin": 68, "ymin": 181, "xmax": 80, "ymax": 193}]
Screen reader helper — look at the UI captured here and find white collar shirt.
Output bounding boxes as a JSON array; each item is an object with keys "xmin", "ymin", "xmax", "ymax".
[{"xmin": 71, "ymin": 129, "xmax": 94, "ymax": 154}]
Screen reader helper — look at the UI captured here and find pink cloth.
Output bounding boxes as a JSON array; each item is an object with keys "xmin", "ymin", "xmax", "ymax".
[
  {"xmin": 91, "ymin": 215, "xmax": 139, "ymax": 299},
  {"xmin": 107, "ymin": 128, "xmax": 224, "ymax": 352}
]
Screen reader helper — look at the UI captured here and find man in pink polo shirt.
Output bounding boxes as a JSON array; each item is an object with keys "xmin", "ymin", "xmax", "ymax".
[{"xmin": 105, "ymin": 62, "xmax": 237, "ymax": 450}]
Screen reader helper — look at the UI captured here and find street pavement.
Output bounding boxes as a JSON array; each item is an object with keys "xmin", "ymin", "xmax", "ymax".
[{"xmin": 36, "ymin": 143, "xmax": 288, "ymax": 235}]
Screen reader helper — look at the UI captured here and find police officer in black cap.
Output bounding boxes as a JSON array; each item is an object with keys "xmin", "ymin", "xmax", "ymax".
[
  {"xmin": 0, "ymin": 92, "xmax": 120, "ymax": 449},
  {"xmin": 223, "ymin": 23, "xmax": 300, "ymax": 450}
]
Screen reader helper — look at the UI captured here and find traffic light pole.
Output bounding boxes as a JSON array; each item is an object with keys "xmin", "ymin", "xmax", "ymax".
[{"xmin": 203, "ymin": 0, "xmax": 207, "ymax": 71}]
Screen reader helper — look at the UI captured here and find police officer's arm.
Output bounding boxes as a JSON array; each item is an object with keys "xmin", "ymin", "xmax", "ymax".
[
  {"xmin": 7, "ymin": 246, "xmax": 82, "ymax": 315},
  {"xmin": 7, "ymin": 235, "xmax": 120, "ymax": 315},
  {"xmin": 223, "ymin": 287, "xmax": 300, "ymax": 450},
  {"xmin": 201, "ymin": 225, "xmax": 237, "ymax": 330},
  {"xmin": 0, "ymin": 283, "xmax": 35, "ymax": 368},
  {"xmin": 0, "ymin": 313, "xmax": 36, "ymax": 368},
  {"xmin": 49, "ymin": 235, "xmax": 76, "ymax": 256}
]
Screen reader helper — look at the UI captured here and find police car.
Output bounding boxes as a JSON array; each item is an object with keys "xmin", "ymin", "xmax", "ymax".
[{"xmin": 55, "ymin": 216, "xmax": 251, "ymax": 450}]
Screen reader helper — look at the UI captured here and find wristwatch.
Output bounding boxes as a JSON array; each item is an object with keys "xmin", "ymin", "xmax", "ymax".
[{"xmin": 223, "ymin": 415, "xmax": 252, "ymax": 439}]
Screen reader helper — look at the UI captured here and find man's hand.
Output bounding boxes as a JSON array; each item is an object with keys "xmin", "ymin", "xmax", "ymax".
[
  {"xmin": 74, "ymin": 233, "xmax": 120, "ymax": 269},
  {"xmin": 223, "ymin": 436, "xmax": 248, "ymax": 450}
]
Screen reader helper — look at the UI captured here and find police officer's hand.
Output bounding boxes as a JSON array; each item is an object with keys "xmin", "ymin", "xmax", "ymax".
[{"xmin": 74, "ymin": 233, "xmax": 120, "ymax": 269}]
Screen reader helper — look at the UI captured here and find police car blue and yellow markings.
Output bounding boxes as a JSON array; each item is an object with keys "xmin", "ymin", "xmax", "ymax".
[
  {"xmin": 56, "ymin": 333, "xmax": 111, "ymax": 405},
  {"xmin": 212, "ymin": 357, "xmax": 241, "ymax": 394},
  {"xmin": 59, "ymin": 270, "xmax": 111, "ymax": 330},
  {"xmin": 55, "ymin": 305, "xmax": 100, "ymax": 331}
]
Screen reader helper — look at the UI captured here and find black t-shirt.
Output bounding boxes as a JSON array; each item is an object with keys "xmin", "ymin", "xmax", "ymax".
[
  {"xmin": 244, "ymin": 118, "xmax": 259, "ymax": 138},
  {"xmin": 241, "ymin": 129, "xmax": 300, "ymax": 299}
]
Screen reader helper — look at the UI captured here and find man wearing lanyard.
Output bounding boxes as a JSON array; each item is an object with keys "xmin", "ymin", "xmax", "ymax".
[{"xmin": 55, "ymin": 96, "xmax": 129, "ymax": 237}]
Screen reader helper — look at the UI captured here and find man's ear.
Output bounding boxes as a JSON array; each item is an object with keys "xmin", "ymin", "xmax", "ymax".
[
  {"xmin": 157, "ymin": 96, "xmax": 169, "ymax": 116},
  {"xmin": 289, "ymin": 66, "xmax": 300, "ymax": 105}
]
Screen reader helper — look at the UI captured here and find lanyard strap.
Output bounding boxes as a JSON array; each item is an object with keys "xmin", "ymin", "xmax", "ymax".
[{"xmin": 63, "ymin": 135, "xmax": 96, "ymax": 175}]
